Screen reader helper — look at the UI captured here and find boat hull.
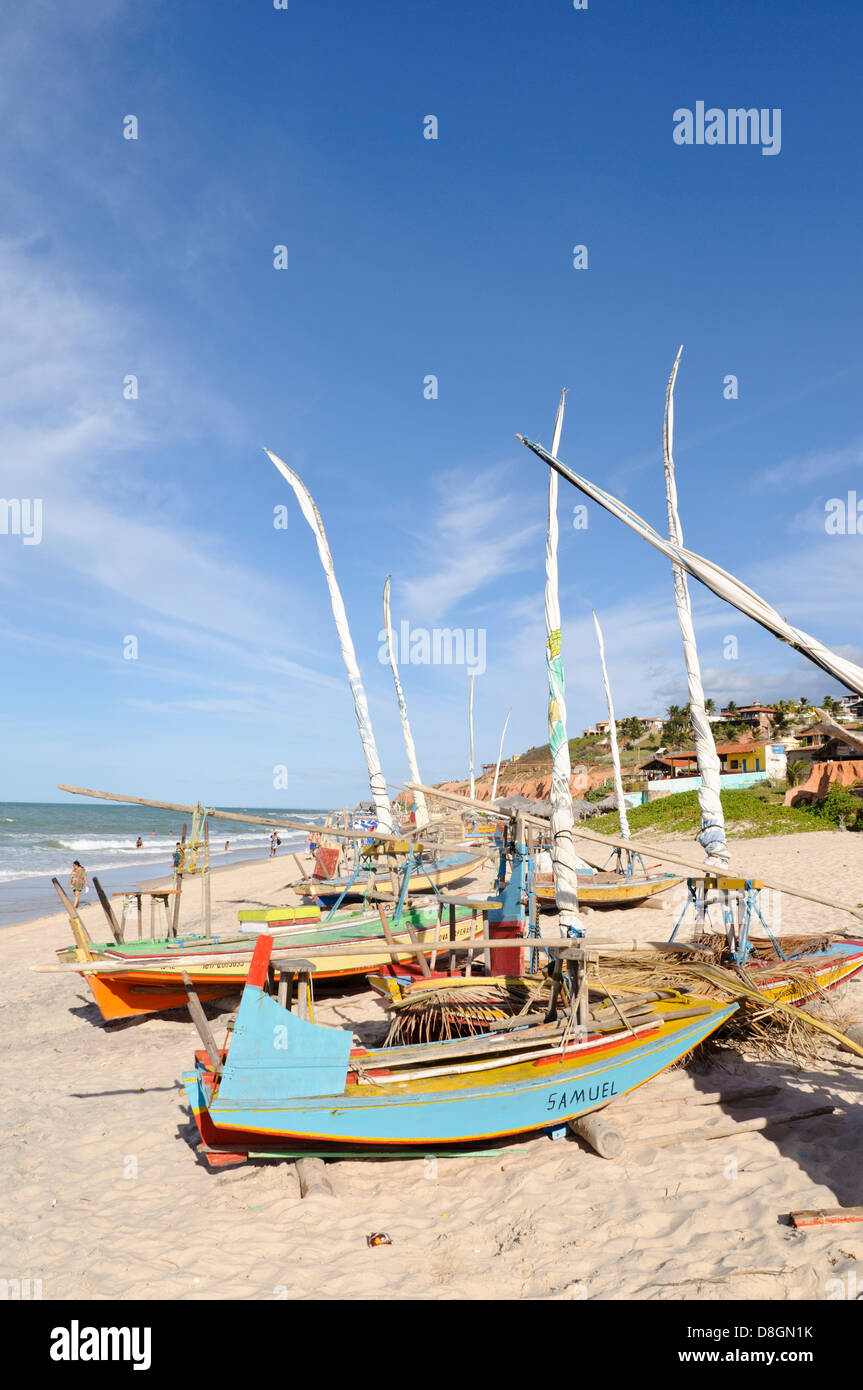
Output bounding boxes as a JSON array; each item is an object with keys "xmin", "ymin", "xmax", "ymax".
[
  {"xmin": 747, "ymin": 938, "xmax": 863, "ymax": 1005},
  {"xmin": 535, "ymin": 871, "xmax": 682, "ymax": 907},
  {"xmin": 74, "ymin": 905, "xmax": 478, "ymax": 1022},
  {"xmin": 295, "ymin": 852, "xmax": 488, "ymax": 902},
  {"xmin": 185, "ymin": 967, "xmax": 736, "ymax": 1153}
]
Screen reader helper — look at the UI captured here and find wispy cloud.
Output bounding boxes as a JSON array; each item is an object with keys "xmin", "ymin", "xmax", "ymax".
[
  {"xmin": 752, "ymin": 436, "xmax": 863, "ymax": 490},
  {"xmin": 398, "ymin": 468, "xmax": 541, "ymax": 623}
]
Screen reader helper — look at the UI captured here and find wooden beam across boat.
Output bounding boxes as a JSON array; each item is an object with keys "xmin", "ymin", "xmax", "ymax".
[
  {"xmin": 57, "ymin": 784, "xmax": 398, "ymax": 842},
  {"xmin": 35, "ymin": 937, "xmax": 583, "ymax": 974},
  {"xmin": 406, "ymin": 781, "xmax": 863, "ymax": 924}
]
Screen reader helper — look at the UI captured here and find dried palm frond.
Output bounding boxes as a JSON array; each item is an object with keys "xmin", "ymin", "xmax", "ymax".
[
  {"xmin": 384, "ymin": 975, "xmax": 559, "ymax": 1045},
  {"xmin": 592, "ymin": 947, "xmax": 863, "ymax": 1063}
]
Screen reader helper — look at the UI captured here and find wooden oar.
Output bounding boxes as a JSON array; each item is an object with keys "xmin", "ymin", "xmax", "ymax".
[{"xmin": 407, "ymin": 781, "xmax": 863, "ymax": 925}]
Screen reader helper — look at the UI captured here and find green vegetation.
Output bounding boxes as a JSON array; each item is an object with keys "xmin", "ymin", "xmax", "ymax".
[
  {"xmin": 584, "ymin": 779, "xmax": 613, "ymax": 802},
  {"xmin": 587, "ymin": 786, "xmax": 858, "ymax": 840}
]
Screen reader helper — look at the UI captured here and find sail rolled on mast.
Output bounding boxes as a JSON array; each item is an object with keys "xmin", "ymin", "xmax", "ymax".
[
  {"xmin": 544, "ymin": 390, "xmax": 582, "ymax": 935},
  {"xmin": 518, "ymin": 436, "xmax": 863, "ymax": 698},
  {"xmin": 265, "ymin": 449, "xmax": 393, "ymax": 835},
  {"xmin": 491, "ymin": 709, "xmax": 511, "ymax": 801},
  {"xmin": 468, "ymin": 674, "xmax": 476, "ymax": 801},
  {"xmin": 382, "ymin": 576, "xmax": 428, "ymax": 829},
  {"xmin": 662, "ymin": 348, "xmax": 729, "ymax": 867},
  {"xmin": 591, "ymin": 610, "xmax": 630, "ymax": 841}
]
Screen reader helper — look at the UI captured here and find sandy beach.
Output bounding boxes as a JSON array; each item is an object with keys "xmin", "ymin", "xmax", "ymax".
[{"xmin": 1, "ymin": 828, "xmax": 862, "ymax": 1302}]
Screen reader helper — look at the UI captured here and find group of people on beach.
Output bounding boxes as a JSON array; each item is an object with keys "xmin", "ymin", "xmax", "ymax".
[{"xmin": 67, "ymin": 824, "xmax": 314, "ymax": 910}]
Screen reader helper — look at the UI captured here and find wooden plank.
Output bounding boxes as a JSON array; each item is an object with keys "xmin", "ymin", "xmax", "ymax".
[
  {"xmin": 636, "ymin": 1106, "xmax": 835, "ymax": 1148},
  {"xmin": 436, "ymin": 892, "xmax": 502, "ymax": 910},
  {"xmin": 51, "ymin": 877, "xmax": 93, "ymax": 958},
  {"xmin": 375, "ymin": 904, "xmax": 403, "ymax": 966},
  {"xmin": 297, "ymin": 972, "xmax": 311, "ymax": 1021},
  {"xmin": 403, "ymin": 909, "xmax": 432, "ymax": 979},
  {"xmin": 181, "ymin": 972, "xmax": 222, "ymax": 1075},
  {"xmin": 277, "ymin": 970, "xmax": 292, "ymax": 1010},
  {"xmin": 58, "ymin": 784, "xmax": 397, "ymax": 842},
  {"xmin": 204, "ymin": 819, "xmax": 212, "ymax": 938},
  {"xmin": 171, "ymin": 823, "xmax": 187, "ymax": 937},
  {"xmin": 38, "ymin": 937, "xmax": 577, "ymax": 975},
  {"xmin": 789, "ymin": 1207, "xmax": 863, "ymax": 1228},
  {"xmin": 92, "ymin": 876, "xmax": 122, "ymax": 944}
]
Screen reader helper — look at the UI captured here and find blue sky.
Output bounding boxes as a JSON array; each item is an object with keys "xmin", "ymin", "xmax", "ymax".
[{"xmin": 2, "ymin": 0, "xmax": 862, "ymax": 807}]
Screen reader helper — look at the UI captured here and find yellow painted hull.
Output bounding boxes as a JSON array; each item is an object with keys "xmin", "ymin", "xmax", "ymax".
[
  {"xmin": 535, "ymin": 873, "xmax": 682, "ymax": 906},
  {"xmin": 295, "ymin": 854, "xmax": 488, "ymax": 900}
]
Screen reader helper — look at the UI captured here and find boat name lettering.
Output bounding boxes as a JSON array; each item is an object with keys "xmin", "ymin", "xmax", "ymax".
[{"xmin": 546, "ymin": 1079, "xmax": 618, "ymax": 1111}]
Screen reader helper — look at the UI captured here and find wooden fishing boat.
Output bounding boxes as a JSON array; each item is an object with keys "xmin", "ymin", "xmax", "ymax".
[
  {"xmin": 535, "ymin": 869, "xmax": 682, "ymax": 907},
  {"xmin": 293, "ymin": 849, "xmax": 488, "ymax": 902},
  {"xmin": 60, "ymin": 899, "xmax": 477, "ymax": 1022},
  {"xmin": 184, "ymin": 934, "xmax": 737, "ymax": 1161},
  {"xmin": 714, "ymin": 937, "xmax": 863, "ymax": 1006}
]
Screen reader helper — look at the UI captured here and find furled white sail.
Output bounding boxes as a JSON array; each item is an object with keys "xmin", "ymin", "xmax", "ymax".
[
  {"xmin": 591, "ymin": 610, "xmax": 631, "ymax": 842},
  {"xmin": 544, "ymin": 391, "xmax": 582, "ymax": 935},
  {"xmin": 662, "ymin": 349, "xmax": 729, "ymax": 867},
  {"xmin": 468, "ymin": 673, "xmax": 476, "ymax": 801},
  {"xmin": 491, "ymin": 708, "xmax": 511, "ymax": 801},
  {"xmin": 382, "ymin": 576, "xmax": 428, "ymax": 830},
  {"xmin": 519, "ymin": 436, "xmax": 863, "ymax": 698},
  {"xmin": 265, "ymin": 449, "xmax": 393, "ymax": 835}
]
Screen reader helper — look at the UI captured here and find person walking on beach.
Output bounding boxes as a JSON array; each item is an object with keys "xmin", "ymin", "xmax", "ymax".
[
  {"xmin": 69, "ymin": 860, "xmax": 89, "ymax": 909},
  {"xmin": 269, "ymin": 831, "xmax": 278, "ymax": 858}
]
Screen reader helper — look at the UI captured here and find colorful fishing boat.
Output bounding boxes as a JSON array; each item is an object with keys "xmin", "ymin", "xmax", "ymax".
[
  {"xmin": 535, "ymin": 869, "xmax": 682, "ymax": 907},
  {"xmin": 293, "ymin": 849, "xmax": 488, "ymax": 903},
  {"xmin": 184, "ymin": 934, "xmax": 737, "ymax": 1162},
  {"xmin": 59, "ymin": 898, "xmax": 478, "ymax": 1022},
  {"xmin": 712, "ymin": 936, "xmax": 863, "ymax": 1006}
]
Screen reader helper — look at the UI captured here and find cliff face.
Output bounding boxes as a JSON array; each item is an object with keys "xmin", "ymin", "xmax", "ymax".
[
  {"xmin": 785, "ymin": 759, "xmax": 863, "ymax": 804},
  {"xmin": 435, "ymin": 766, "xmax": 611, "ymax": 803}
]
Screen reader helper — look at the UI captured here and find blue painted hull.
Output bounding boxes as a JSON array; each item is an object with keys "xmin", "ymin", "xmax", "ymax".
[{"xmin": 186, "ymin": 1002, "xmax": 737, "ymax": 1149}]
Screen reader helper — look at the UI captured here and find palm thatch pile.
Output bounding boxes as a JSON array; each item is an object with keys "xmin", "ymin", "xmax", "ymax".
[
  {"xmin": 384, "ymin": 976, "xmax": 557, "ymax": 1046},
  {"xmin": 381, "ymin": 938, "xmax": 863, "ymax": 1063},
  {"xmin": 593, "ymin": 937, "xmax": 861, "ymax": 1064}
]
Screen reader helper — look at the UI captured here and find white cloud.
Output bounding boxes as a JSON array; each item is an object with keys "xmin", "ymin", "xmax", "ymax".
[
  {"xmin": 398, "ymin": 467, "xmax": 541, "ymax": 623},
  {"xmin": 753, "ymin": 436, "xmax": 863, "ymax": 490}
]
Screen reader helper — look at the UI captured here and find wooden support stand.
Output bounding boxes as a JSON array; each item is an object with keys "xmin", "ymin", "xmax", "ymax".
[
  {"xmin": 52, "ymin": 877, "xmax": 93, "ymax": 959},
  {"xmin": 92, "ymin": 876, "xmax": 123, "ymax": 944},
  {"xmin": 294, "ymin": 1157, "xmax": 333, "ymax": 1197},
  {"xmin": 181, "ymin": 972, "xmax": 222, "ymax": 1076},
  {"xmin": 569, "ymin": 1113, "xmax": 625, "ymax": 1159}
]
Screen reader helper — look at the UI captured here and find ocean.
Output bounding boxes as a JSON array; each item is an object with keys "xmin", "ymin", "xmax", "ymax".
[{"xmin": 0, "ymin": 802, "xmax": 330, "ymax": 927}]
